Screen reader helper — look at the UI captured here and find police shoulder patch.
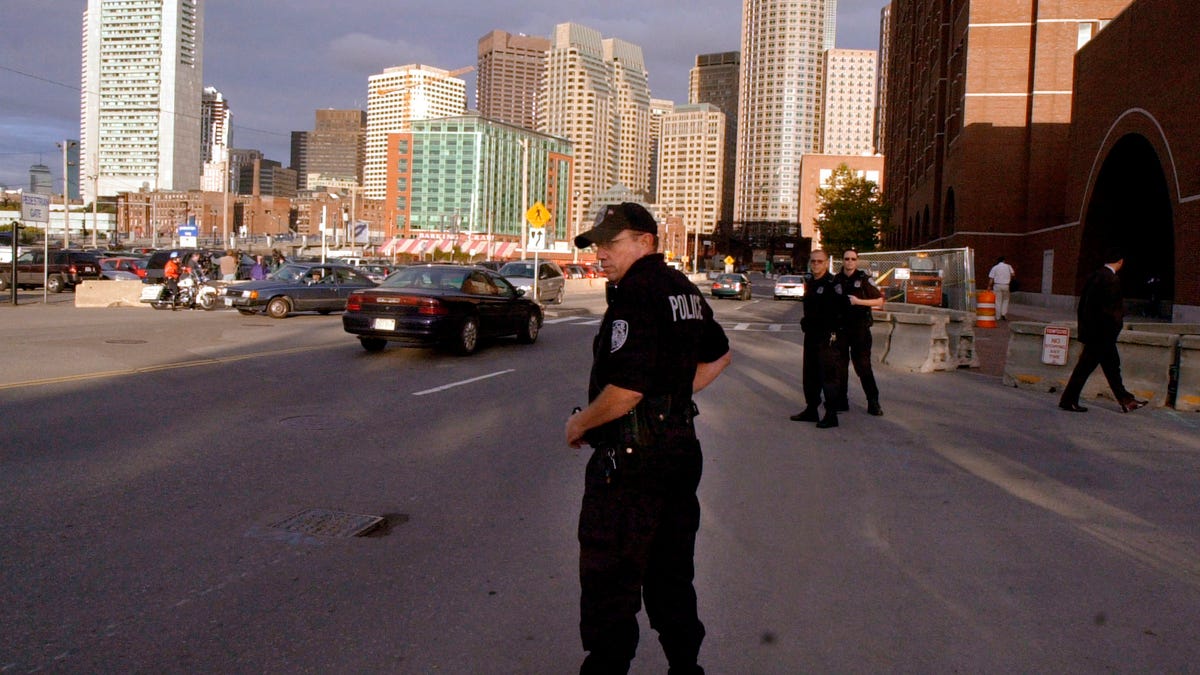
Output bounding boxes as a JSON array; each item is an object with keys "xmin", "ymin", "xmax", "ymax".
[
  {"xmin": 611, "ymin": 320, "xmax": 629, "ymax": 353},
  {"xmin": 854, "ymin": 280, "xmax": 862, "ymax": 288}
]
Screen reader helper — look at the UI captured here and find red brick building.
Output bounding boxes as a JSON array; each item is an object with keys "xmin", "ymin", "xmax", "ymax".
[{"xmin": 881, "ymin": 0, "xmax": 1199, "ymax": 320}]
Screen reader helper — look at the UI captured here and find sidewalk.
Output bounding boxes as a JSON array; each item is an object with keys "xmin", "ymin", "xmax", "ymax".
[{"xmin": 971, "ymin": 301, "xmax": 1075, "ymax": 377}]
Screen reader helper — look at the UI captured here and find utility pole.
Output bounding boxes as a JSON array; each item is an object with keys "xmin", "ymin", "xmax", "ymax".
[{"xmin": 57, "ymin": 140, "xmax": 77, "ymax": 248}]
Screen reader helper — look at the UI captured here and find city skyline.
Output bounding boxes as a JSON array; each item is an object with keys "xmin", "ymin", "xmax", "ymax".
[{"xmin": 0, "ymin": 0, "xmax": 888, "ymax": 193}]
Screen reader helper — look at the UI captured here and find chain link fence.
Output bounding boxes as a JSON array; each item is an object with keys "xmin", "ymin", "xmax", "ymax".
[{"xmin": 848, "ymin": 247, "xmax": 977, "ymax": 311}]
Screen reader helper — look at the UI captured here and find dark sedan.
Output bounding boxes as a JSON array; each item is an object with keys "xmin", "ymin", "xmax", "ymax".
[
  {"xmin": 342, "ymin": 264, "xmax": 542, "ymax": 355},
  {"xmin": 224, "ymin": 262, "xmax": 377, "ymax": 318}
]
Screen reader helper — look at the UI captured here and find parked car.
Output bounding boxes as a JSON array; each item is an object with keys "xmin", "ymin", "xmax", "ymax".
[
  {"xmin": 711, "ymin": 273, "xmax": 753, "ymax": 301},
  {"xmin": 353, "ymin": 263, "xmax": 401, "ymax": 283},
  {"xmin": 562, "ymin": 263, "xmax": 586, "ymax": 279},
  {"xmin": 223, "ymin": 262, "xmax": 377, "ymax": 318},
  {"xmin": 342, "ymin": 264, "xmax": 542, "ymax": 355},
  {"xmin": 499, "ymin": 260, "xmax": 565, "ymax": 304},
  {"xmin": 98, "ymin": 259, "xmax": 142, "ymax": 281},
  {"xmin": 100, "ymin": 256, "xmax": 148, "ymax": 279},
  {"xmin": 145, "ymin": 248, "xmax": 254, "ymax": 282},
  {"xmin": 0, "ymin": 249, "xmax": 102, "ymax": 292},
  {"xmin": 475, "ymin": 260, "xmax": 505, "ymax": 272},
  {"xmin": 773, "ymin": 274, "xmax": 807, "ymax": 300}
]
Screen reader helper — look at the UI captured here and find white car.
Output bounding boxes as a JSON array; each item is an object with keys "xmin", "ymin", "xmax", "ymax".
[{"xmin": 773, "ymin": 274, "xmax": 807, "ymax": 300}]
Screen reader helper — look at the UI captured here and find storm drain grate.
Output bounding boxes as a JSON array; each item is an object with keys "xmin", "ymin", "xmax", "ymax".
[{"xmin": 269, "ymin": 508, "xmax": 384, "ymax": 538}]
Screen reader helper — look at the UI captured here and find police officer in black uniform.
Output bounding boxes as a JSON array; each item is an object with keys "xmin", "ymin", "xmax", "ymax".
[
  {"xmin": 565, "ymin": 202, "xmax": 731, "ymax": 675},
  {"xmin": 833, "ymin": 248, "xmax": 885, "ymax": 416},
  {"xmin": 790, "ymin": 249, "xmax": 846, "ymax": 428}
]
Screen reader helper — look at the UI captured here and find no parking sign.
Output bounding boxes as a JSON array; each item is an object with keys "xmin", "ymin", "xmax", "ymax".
[{"xmin": 1042, "ymin": 325, "xmax": 1071, "ymax": 365}]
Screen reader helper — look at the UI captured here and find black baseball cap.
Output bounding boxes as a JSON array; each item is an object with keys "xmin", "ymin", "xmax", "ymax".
[{"xmin": 574, "ymin": 202, "xmax": 657, "ymax": 248}]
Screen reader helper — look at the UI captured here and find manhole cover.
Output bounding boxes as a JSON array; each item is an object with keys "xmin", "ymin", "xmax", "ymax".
[
  {"xmin": 105, "ymin": 339, "xmax": 147, "ymax": 344},
  {"xmin": 269, "ymin": 508, "xmax": 384, "ymax": 538}
]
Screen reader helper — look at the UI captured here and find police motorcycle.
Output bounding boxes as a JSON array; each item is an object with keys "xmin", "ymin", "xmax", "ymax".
[{"xmin": 142, "ymin": 269, "xmax": 219, "ymax": 310}]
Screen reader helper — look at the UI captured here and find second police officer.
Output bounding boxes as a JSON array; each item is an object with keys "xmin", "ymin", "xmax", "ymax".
[
  {"xmin": 833, "ymin": 248, "xmax": 885, "ymax": 416},
  {"xmin": 791, "ymin": 249, "xmax": 846, "ymax": 428}
]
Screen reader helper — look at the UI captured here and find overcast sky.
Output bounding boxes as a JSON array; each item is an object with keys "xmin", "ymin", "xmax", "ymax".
[{"xmin": 0, "ymin": 0, "xmax": 888, "ymax": 193}]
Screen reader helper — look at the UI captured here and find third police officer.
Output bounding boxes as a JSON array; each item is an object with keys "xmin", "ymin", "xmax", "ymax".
[{"xmin": 833, "ymin": 248, "xmax": 885, "ymax": 416}]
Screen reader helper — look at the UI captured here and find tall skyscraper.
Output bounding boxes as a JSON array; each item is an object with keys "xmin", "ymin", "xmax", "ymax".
[
  {"xmin": 201, "ymin": 86, "xmax": 231, "ymax": 192},
  {"xmin": 820, "ymin": 48, "xmax": 877, "ymax": 155},
  {"xmin": 647, "ymin": 98, "xmax": 675, "ymax": 202},
  {"xmin": 364, "ymin": 64, "xmax": 468, "ymax": 199},
  {"xmin": 875, "ymin": 4, "xmax": 891, "ymax": 155},
  {"xmin": 734, "ymin": 0, "xmax": 832, "ymax": 224},
  {"xmin": 82, "ymin": 0, "xmax": 204, "ymax": 201},
  {"xmin": 538, "ymin": 23, "xmax": 652, "ymax": 242},
  {"xmin": 689, "ymin": 51, "xmax": 740, "ymax": 226},
  {"xmin": 293, "ymin": 109, "xmax": 366, "ymax": 191},
  {"xmin": 29, "ymin": 164, "xmax": 53, "ymax": 195},
  {"xmin": 658, "ymin": 103, "xmax": 726, "ymax": 237},
  {"xmin": 476, "ymin": 30, "xmax": 550, "ymax": 131}
]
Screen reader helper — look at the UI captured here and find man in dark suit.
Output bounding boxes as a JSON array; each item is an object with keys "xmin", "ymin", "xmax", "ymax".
[{"xmin": 1059, "ymin": 247, "xmax": 1148, "ymax": 413}]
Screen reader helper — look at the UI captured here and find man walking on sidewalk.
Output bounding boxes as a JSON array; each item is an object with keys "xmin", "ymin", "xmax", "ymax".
[
  {"xmin": 1059, "ymin": 247, "xmax": 1147, "ymax": 413},
  {"xmin": 988, "ymin": 256, "xmax": 1015, "ymax": 320}
]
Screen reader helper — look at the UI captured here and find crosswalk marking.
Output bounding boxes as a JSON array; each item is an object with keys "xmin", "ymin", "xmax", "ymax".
[{"xmin": 543, "ymin": 316, "xmax": 800, "ymax": 332}]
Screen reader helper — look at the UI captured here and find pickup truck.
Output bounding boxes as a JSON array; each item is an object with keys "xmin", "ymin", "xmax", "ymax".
[{"xmin": 0, "ymin": 249, "xmax": 102, "ymax": 293}]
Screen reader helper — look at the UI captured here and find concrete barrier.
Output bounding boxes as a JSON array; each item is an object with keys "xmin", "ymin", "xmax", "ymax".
[
  {"xmin": 1124, "ymin": 322, "xmax": 1200, "ymax": 335},
  {"xmin": 1079, "ymin": 331, "xmax": 1177, "ymax": 407},
  {"xmin": 883, "ymin": 312, "xmax": 950, "ymax": 373},
  {"xmin": 1002, "ymin": 322, "xmax": 1080, "ymax": 392},
  {"xmin": 75, "ymin": 280, "xmax": 146, "ymax": 308},
  {"xmin": 1003, "ymin": 323, "xmax": 1180, "ymax": 408},
  {"xmin": 869, "ymin": 312, "xmax": 894, "ymax": 365},
  {"xmin": 882, "ymin": 303, "xmax": 977, "ymax": 368},
  {"xmin": 1177, "ymin": 336, "xmax": 1200, "ymax": 412}
]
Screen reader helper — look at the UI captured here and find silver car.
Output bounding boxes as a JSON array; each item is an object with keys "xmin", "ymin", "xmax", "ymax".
[{"xmin": 499, "ymin": 260, "xmax": 565, "ymax": 304}]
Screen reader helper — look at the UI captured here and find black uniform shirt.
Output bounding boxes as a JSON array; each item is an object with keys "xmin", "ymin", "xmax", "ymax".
[
  {"xmin": 834, "ymin": 269, "xmax": 882, "ymax": 327},
  {"xmin": 589, "ymin": 254, "xmax": 729, "ymax": 406},
  {"xmin": 802, "ymin": 271, "xmax": 848, "ymax": 337}
]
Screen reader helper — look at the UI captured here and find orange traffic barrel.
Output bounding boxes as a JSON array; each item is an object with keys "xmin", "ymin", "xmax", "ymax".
[{"xmin": 976, "ymin": 290, "xmax": 997, "ymax": 328}]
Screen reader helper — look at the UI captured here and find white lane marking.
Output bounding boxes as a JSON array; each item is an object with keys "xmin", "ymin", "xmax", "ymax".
[
  {"xmin": 412, "ymin": 369, "xmax": 515, "ymax": 396},
  {"xmin": 734, "ymin": 323, "xmax": 750, "ymax": 331},
  {"xmin": 543, "ymin": 316, "xmax": 583, "ymax": 324}
]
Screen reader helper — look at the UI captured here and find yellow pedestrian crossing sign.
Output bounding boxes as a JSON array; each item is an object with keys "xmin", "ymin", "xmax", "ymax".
[{"xmin": 526, "ymin": 202, "xmax": 551, "ymax": 227}]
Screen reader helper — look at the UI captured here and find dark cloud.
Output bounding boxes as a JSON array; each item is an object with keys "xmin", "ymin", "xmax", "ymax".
[{"xmin": 1, "ymin": 0, "xmax": 886, "ymax": 189}]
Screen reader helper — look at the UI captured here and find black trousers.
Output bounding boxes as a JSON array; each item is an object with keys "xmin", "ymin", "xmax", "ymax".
[
  {"xmin": 803, "ymin": 334, "xmax": 842, "ymax": 413},
  {"xmin": 836, "ymin": 323, "xmax": 879, "ymax": 406},
  {"xmin": 578, "ymin": 441, "xmax": 705, "ymax": 674},
  {"xmin": 1060, "ymin": 339, "xmax": 1132, "ymax": 405}
]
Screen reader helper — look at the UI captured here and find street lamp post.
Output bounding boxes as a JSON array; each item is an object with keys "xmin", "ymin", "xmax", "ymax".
[{"xmin": 57, "ymin": 140, "xmax": 77, "ymax": 248}]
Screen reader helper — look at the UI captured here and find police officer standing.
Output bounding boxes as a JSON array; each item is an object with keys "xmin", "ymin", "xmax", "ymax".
[
  {"xmin": 834, "ymin": 248, "xmax": 885, "ymax": 416},
  {"xmin": 790, "ymin": 249, "xmax": 846, "ymax": 428},
  {"xmin": 565, "ymin": 202, "xmax": 731, "ymax": 675}
]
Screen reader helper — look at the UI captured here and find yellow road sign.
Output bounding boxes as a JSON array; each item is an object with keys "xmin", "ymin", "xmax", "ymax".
[
  {"xmin": 724, "ymin": 255, "xmax": 735, "ymax": 265},
  {"xmin": 526, "ymin": 202, "xmax": 551, "ymax": 227}
]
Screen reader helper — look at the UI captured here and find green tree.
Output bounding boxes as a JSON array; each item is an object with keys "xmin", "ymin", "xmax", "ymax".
[{"xmin": 814, "ymin": 163, "xmax": 890, "ymax": 256}]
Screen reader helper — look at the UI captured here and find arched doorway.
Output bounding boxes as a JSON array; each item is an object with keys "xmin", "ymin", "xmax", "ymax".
[{"xmin": 1079, "ymin": 133, "xmax": 1174, "ymax": 318}]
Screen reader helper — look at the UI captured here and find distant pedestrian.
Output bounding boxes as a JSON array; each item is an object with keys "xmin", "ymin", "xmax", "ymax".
[
  {"xmin": 218, "ymin": 249, "xmax": 238, "ymax": 281},
  {"xmin": 250, "ymin": 255, "xmax": 269, "ymax": 280},
  {"xmin": 1058, "ymin": 247, "xmax": 1147, "ymax": 413},
  {"xmin": 272, "ymin": 249, "xmax": 286, "ymax": 271},
  {"xmin": 988, "ymin": 256, "xmax": 1015, "ymax": 320},
  {"xmin": 834, "ymin": 248, "xmax": 885, "ymax": 416},
  {"xmin": 791, "ymin": 249, "xmax": 846, "ymax": 428}
]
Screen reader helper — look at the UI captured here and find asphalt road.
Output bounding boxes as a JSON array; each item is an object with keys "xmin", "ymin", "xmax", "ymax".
[{"xmin": 2, "ymin": 285, "xmax": 1199, "ymax": 672}]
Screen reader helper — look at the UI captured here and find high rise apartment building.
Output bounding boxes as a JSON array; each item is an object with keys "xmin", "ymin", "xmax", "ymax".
[
  {"xmin": 292, "ymin": 109, "xmax": 366, "ymax": 191},
  {"xmin": 690, "ymin": 51, "xmax": 740, "ymax": 226},
  {"xmin": 820, "ymin": 48, "xmax": 877, "ymax": 155},
  {"xmin": 735, "ymin": 0, "xmax": 833, "ymax": 224},
  {"xmin": 648, "ymin": 98, "xmax": 675, "ymax": 203},
  {"xmin": 82, "ymin": 0, "xmax": 204, "ymax": 201},
  {"xmin": 538, "ymin": 23, "xmax": 651, "ymax": 241},
  {"xmin": 200, "ymin": 86, "xmax": 231, "ymax": 192},
  {"xmin": 476, "ymin": 31, "xmax": 550, "ymax": 131},
  {"xmin": 874, "ymin": 4, "xmax": 891, "ymax": 154},
  {"xmin": 364, "ymin": 64, "xmax": 467, "ymax": 199},
  {"xmin": 658, "ymin": 103, "xmax": 726, "ymax": 238}
]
